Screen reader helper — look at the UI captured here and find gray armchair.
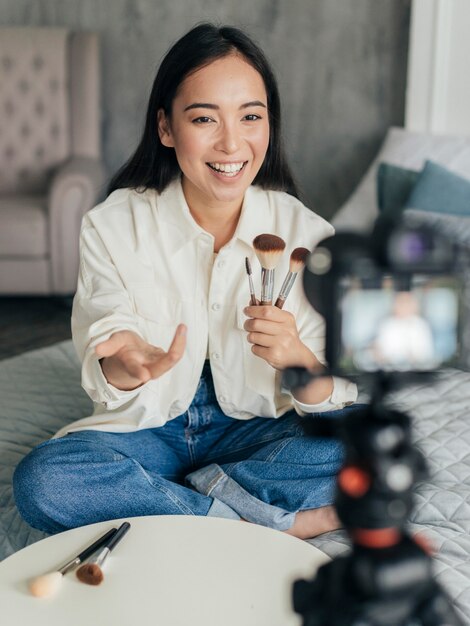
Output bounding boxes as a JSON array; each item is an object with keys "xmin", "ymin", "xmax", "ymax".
[{"xmin": 0, "ymin": 28, "xmax": 106, "ymax": 295}]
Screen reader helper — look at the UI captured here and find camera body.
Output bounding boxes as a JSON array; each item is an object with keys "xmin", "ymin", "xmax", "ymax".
[{"xmin": 303, "ymin": 212, "xmax": 463, "ymax": 379}]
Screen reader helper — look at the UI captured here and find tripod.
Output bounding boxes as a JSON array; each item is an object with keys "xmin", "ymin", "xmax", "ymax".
[{"xmin": 287, "ymin": 371, "xmax": 463, "ymax": 626}]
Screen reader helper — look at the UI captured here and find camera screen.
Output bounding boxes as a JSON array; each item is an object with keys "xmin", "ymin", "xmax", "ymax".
[{"xmin": 338, "ymin": 275, "xmax": 460, "ymax": 373}]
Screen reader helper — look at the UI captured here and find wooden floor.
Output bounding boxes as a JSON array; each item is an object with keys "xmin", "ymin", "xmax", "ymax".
[{"xmin": 0, "ymin": 297, "xmax": 72, "ymax": 360}]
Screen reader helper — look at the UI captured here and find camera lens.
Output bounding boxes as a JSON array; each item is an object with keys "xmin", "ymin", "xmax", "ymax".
[
  {"xmin": 386, "ymin": 225, "xmax": 454, "ymax": 272},
  {"xmin": 390, "ymin": 230, "xmax": 428, "ymax": 264}
]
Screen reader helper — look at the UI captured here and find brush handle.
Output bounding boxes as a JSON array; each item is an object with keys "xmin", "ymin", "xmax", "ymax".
[
  {"xmin": 275, "ymin": 272, "xmax": 297, "ymax": 308},
  {"xmin": 77, "ymin": 527, "xmax": 117, "ymax": 561},
  {"xmin": 88, "ymin": 546, "xmax": 111, "ymax": 568},
  {"xmin": 260, "ymin": 268, "xmax": 274, "ymax": 305},
  {"xmin": 84, "ymin": 522, "xmax": 130, "ymax": 569},
  {"xmin": 245, "ymin": 257, "xmax": 257, "ymax": 306},
  {"xmin": 106, "ymin": 521, "xmax": 131, "ymax": 552},
  {"xmin": 248, "ymin": 274, "xmax": 257, "ymax": 306},
  {"xmin": 58, "ymin": 527, "xmax": 117, "ymax": 574}
]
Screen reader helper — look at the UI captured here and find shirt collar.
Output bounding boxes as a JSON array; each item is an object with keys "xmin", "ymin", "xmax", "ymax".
[
  {"xmin": 234, "ymin": 185, "xmax": 275, "ymax": 250},
  {"xmin": 154, "ymin": 177, "xmax": 209, "ymax": 255},
  {"xmin": 154, "ymin": 177, "xmax": 275, "ymax": 255}
]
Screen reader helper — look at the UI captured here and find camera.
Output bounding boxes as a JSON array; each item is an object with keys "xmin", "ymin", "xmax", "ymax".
[{"xmin": 303, "ymin": 212, "xmax": 464, "ymax": 380}]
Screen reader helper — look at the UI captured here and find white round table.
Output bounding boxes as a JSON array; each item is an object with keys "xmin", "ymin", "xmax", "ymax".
[{"xmin": 0, "ymin": 516, "xmax": 329, "ymax": 625}]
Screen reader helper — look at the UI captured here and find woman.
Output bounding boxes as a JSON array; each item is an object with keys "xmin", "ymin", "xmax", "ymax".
[{"xmin": 13, "ymin": 23, "xmax": 357, "ymax": 539}]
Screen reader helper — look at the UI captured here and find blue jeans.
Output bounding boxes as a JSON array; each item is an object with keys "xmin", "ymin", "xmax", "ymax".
[{"xmin": 13, "ymin": 362, "xmax": 362, "ymax": 534}]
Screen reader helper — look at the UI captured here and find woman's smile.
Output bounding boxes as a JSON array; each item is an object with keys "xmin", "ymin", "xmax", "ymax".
[{"xmin": 206, "ymin": 160, "xmax": 248, "ymax": 177}]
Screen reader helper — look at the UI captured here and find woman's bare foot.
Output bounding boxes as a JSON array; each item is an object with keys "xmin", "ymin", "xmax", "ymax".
[{"xmin": 284, "ymin": 505, "xmax": 341, "ymax": 540}]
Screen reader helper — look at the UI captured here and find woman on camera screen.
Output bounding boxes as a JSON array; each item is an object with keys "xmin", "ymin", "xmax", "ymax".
[{"xmin": 14, "ymin": 23, "xmax": 358, "ymax": 539}]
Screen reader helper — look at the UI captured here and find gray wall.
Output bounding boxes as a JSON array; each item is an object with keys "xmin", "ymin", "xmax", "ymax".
[{"xmin": 0, "ymin": 0, "xmax": 411, "ymax": 219}]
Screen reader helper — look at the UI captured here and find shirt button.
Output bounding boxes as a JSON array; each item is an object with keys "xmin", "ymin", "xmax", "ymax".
[
  {"xmin": 219, "ymin": 395, "xmax": 228, "ymax": 403},
  {"xmin": 211, "ymin": 303, "xmax": 221, "ymax": 311},
  {"xmin": 217, "ymin": 260, "xmax": 226, "ymax": 268},
  {"xmin": 212, "ymin": 352, "xmax": 220, "ymax": 360}
]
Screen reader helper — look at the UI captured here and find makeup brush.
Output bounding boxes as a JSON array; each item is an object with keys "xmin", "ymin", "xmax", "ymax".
[
  {"xmin": 275, "ymin": 247, "xmax": 310, "ymax": 309},
  {"xmin": 76, "ymin": 521, "xmax": 131, "ymax": 586},
  {"xmin": 252, "ymin": 234, "xmax": 286, "ymax": 305},
  {"xmin": 245, "ymin": 257, "xmax": 258, "ymax": 306},
  {"xmin": 29, "ymin": 527, "xmax": 117, "ymax": 598}
]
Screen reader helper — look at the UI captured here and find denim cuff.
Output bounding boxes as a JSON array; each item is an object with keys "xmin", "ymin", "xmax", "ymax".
[
  {"xmin": 207, "ymin": 497, "xmax": 241, "ymax": 521},
  {"xmin": 186, "ymin": 463, "xmax": 295, "ymax": 531}
]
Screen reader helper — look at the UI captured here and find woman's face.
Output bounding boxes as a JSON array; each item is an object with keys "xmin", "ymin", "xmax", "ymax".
[{"xmin": 158, "ymin": 53, "xmax": 270, "ymax": 212}]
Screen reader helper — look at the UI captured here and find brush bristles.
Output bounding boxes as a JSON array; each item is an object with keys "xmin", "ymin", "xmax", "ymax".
[
  {"xmin": 76, "ymin": 563, "xmax": 104, "ymax": 586},
  {"xmin": 253, "ymin": 234, "xmax": 286, "ymax": 270},
  {"xmin": 289, "ymin": 247, "xmax": 310, "ymax": 273},
  {"xmin": 29, "ymin": 571, "xmax": 63, "ymax": 598}
]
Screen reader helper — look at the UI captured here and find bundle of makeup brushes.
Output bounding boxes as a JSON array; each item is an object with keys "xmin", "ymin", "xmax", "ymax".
[
  {"xmin": 245, "ymin": 233, "xmax": 310, "ymax": 308},
  {"xmin": 29, "ymin": 521, "xmax": 131, "ymax": 598}
]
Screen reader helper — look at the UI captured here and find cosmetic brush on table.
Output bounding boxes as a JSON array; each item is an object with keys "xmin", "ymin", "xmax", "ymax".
[
  {"xmin": 28, "ymin": 527, "xmax": 117, "ymax": 598},
  {"xmin": 252, "ymin": 234, "xmax": 286, "ymax": 305},
  {"xmin": 245, "ymin": 257, "xmax": 258, "ymax": 305},
  {"xmin": 274, "ymin": 247, "xmax": 310, "ymax": 309},
  {"xmin": 76, "ymin": 521, "xmax": 131, "ymax": 586}
]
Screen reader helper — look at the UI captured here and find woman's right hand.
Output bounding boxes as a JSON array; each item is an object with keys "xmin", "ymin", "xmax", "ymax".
[{"xmin": 95, "ymin": 325, "xmax": 187, "ymax": 391}]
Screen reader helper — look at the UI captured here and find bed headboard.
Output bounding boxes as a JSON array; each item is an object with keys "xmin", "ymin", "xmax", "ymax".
[{"xmin": 406, "ymin": 0, "xmax": 470, "ymax": 135}]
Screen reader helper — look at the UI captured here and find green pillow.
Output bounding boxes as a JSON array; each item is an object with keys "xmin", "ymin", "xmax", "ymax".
[
  {"xmin": 405, "ymin": 160, "xmax": 470, "ymax": 215},
  {"xmin": 377, "ymin": 162, "xmax": 420, "ymax": 214}
]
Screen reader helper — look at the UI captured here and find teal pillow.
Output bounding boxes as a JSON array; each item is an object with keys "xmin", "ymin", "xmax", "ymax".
[
  {"xmin": 405, "ymin": 160, "xmax": 470, "ymax": 215},
  {"xmin": 377, "ymin": 162, "xmax": 420, "ymax": 214}
]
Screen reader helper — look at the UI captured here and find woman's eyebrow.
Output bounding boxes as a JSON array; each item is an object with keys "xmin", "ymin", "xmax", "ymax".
[
  {"xmin": 240, "ymin": 100, "xmax": 267, "ymax": 109},
  {"xmin": 183, "ymin": 100, "xmax": 267, "ymax": 112},
  {"xmin": 184, "ymin": 102, "xmax": 218, "ymax": 111}
]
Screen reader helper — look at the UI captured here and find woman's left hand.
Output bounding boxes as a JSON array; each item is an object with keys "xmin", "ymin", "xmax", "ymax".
[{"xmin": 243, "ymin": 305, "xmax": 316, "ymax": 370}]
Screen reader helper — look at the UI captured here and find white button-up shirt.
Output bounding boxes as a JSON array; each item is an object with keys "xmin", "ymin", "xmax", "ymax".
[{"xmin": 55, "ymin": 178, "xmax": 357, "ymax": 437}]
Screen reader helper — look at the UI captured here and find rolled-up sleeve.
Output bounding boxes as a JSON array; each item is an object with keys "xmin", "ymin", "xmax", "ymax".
[{"xmin": 292, "ymin": 376, "xmax": 358, "ymax": 414}]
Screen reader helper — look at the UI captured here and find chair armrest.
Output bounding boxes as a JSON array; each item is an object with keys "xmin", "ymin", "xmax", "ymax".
[{"xmin": 48, "ymin": 157, "xmax": 106, "ymax": 294}]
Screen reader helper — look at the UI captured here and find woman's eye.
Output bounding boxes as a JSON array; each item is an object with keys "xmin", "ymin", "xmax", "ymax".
[
  {"xmin": 192, "ymin": 116, "xmax": 213, "ymax": 124},
  {"xmin": 243, "ymin": 114, "xmax": 262, "ymax": 121}
]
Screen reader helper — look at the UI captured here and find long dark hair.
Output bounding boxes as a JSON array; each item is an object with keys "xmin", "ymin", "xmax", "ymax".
[{"xmin": 108, "ymin": 23, "xmax": 299, "ymax": 198}]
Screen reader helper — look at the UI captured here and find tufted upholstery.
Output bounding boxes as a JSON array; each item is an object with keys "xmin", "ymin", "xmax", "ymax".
[{"xmin": 0, "ymin": 28, "xmax": 105, "ymax": 295}]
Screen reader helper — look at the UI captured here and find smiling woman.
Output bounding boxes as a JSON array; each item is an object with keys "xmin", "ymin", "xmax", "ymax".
[{"xmin": 13, "ymin": 23, "xmax": 359, "ymax": 542}]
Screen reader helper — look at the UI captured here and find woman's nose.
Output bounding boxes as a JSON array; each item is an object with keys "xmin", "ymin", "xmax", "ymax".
[{"xmin": 214, "ymin": 123, "xmax": 240, "ymax": 154}]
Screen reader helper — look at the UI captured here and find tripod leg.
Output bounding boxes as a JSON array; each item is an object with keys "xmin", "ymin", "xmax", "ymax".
[{"xmin": 417, "ymin": 586, "xmax": 464, "ymax": 626}]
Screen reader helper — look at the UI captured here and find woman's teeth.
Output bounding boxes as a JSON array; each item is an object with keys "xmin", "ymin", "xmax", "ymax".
[{"xmin": 208, "ymin": 162, "xmax": 246, "ymax": 176}]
